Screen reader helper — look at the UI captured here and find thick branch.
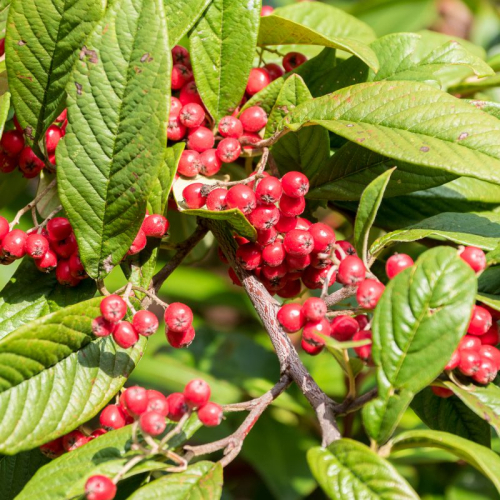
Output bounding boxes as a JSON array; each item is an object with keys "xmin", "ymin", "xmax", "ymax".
[{"xmin": 207, "ymin": 220, "xmax": 341, "ymax": 446}]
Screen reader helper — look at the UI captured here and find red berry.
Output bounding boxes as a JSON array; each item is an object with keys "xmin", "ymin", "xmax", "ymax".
[
  {"xmin": 92, "ymin": 316, "xmax": 114, "ymax": 337},
  {"xmin": 45, "ymin": 125, "xmax": 63, "ymax": 154},
  {"xmin": 24, "ymin": 233, "xmax": 49, "ymax": 259},
  {"xmin": 100, "ymin": 404, "xmax": 127, "ymax": 430},
  {"xmin": 261, "ymin": 5, "xmax": 274, "ymax": 16},
  {"xmin": 146, "ymin": 391, "xmax": 169, "ymax": 415},
  {"xmin": 255, "ymin": 176, "xmax": 282, "ymax": 205},
  {"xmin": 182, "ymin": 182, "xmax": 207, "ymax": 209},
  {"xmin": 479, "ymin": 345, "xmax": 500, "ymax": 370},
  {"xmin": 283, "ymin": 229, "xmax": 314, "ymax": 256},
  {"xmin": 47, "ymin": 217, "xmax": 72, "ymax": 241},
  {"xmin": 40, "ymin": 438, "xmax": 64, "ymax": 459},
  {"xmin": 303, "ymin": 318, "xmax": 331, "ymax": 347},
  {"xmin": 335, "ymin": 241, "xmax": 357, "ymax": 260},
  {"xmin": 444, "ymin": 349, "xmax": 460, "ymax": 370},
  {"xmin": 458, "ymin": 349, "xmax": 481, "ymax": 376},
  {"xmin": 262, "ymin": 240, "xmax": 285, "ymax": 267},
  {"xmin": 310, "ymin": 254, "xmax": 332, "ymax": 269},
  {"xmin": 142, "ymin": 214, "xmax": 169, "ymax": 238},
  {"xmin": 178, "ymin": 150, "xmax": 201, "ymax": 177},
  {"xmin": 279, "ymin": 194, "xmax": 305, "ymax": 217},
  {"xmin": 236, "ymin": 242, "xmax": 262, "ymax": 270},
  {"xmin": 277, "ymin": 278, "xmax": 302, "ymax": 298},
  {"xmin": 2, "ymin": 229, "xmax": 27, "ymax": 259},
  {"xmin": 165, "ymin": 302, "xmax": 193, "ymax": 332},
  {"xmin": 468, "ymin": 305, "xmax": 492, "ymax": 336},
  {"xmin": 172, "ymin": 45, "xmax": 190, "ymax": 66},
  {"xmin": 90, "ymin": 428, "xmax": 107, "ymax": 439},
  {"xmin": 283, "ymin": 52, "xmax": 307, "ymax": 72},
  {"xmin": 264, "ymin": 62, "xmax": 284, "ymax": 81},
  {"xmin": 309, "ymin": 223, "xmax": 335, "ymax": 253},
  {"xmin": 246, "ymin": 68, "xmax": 271, "ymax": 96},
  {"xmin": 187, "ymin": 126, "xmax": 215, "ymax": 153},
  {"xmin": 19, "ymin": 147, "xmax": 44, "ymax": 178},
  {"xmin": 295, "ymin": 218, "xmax": 311, "ymax": 231},
  {"xmin": 166, "ymin": 392, "xmax": 189, "ymax": 421},
  {"xmin": 337, "ymin": 256, "xmax": 366, "ymax": 286},
  {"xmin": 302, "ymin": 297, "xmax": 327, "ymax": 322},
  {"xmin": 281, "ymin": 171, "xmax": 309, "ymax": 198},
  {"xmin": 62, "ymin": 430, "xmax": 89, "ymax": 452},
  {"xmin": 458, "ymin": 335, "xmax": 481, "ymax": 351},
  {"xmin": 179, "ymin": 81, "xmax": 202, "ymax": 106},
  {"xmin": 385, "ymin": 253, "xmax": 414, "ymax": 279},
  {"xmin": 85, "ymin": 475, "xmax": 117, "ymax": 500},
  {"xmin": 473, "ymin": 357, "xmax": 497, "ymax": 384},
  {"xmin": 354, "ymin": 314, "xmax": 369, "ymax": 330},
  {"xmin": 0, "ymin": 152, "xmax": 17, "ymax": 173},
  {"xmin": 69, "ymin": 253, "xmax": 87, "ymax": 279},
  {"xmin": 179, "ymin": 103, "xmax": 205, "ymax": 128},
  {"xmin": 301, "ymin": 338, "xmax": 323, "ymax": 356},
  {"xmin": 460, "ymin": 246, "xmax": 486, "ymax": 273},
  {"xmin": 36, "ymin": 249, "xmax": 58, "ymax": 273},
  {"xmin": 206, "ymin": 188, "xmax": 228, "ymax": 211},
  {"xmin": 140, "ymin": 411, "xmax": 166, "ymax": 435},
  {"xmin": 132, "ymin": 310, "xmax": 159, "ymax": 336},
  {"xmin": 277, "ymin": 303, "xmax": 305, "ymax": 333},
  {"xmin": 356, "ymin": 279, "xmax": 385, "ymax": 309},
  {"xmin": 198, "ymin": 402, "xmax": 223, "ymax": 427},
  {"xmin": 240, "ymin": 106, "xmax": 268, "ymax": 132},
  {"xmin": 113, "ymin": 321, "xmax": 139, "ymax": 348},
  {"xmin": 101, "ymin": 294, "xmax": 127, "ymax": 323},
  {"xmin": 228, "ymin": 267, "xmax": 242, "ymax": 287},
  {"xmin": 353, "ymin": 330, "xmax": 372, "ymax": 360},
  {"xmin": 331, "ymin": 315, "xmax": 360, "ymax": 341},
  {"xmin": 167, "ymin": 325, "xmax": 196, "ymax": 348},
  {"xmin": 249, "ymin": 205, "xmax": 279, "ymax": 230},
  {"xmin": 167, "ymin": 117, "xmax": 186, "ymax": 141},
  {"xmin": 184, "ymin": 379, "xmax": 211, "ymax": 408},
  {"xmin": 257, "ymin": 227, "xmax": 277, "ymax": 246},
  {"xmin": 286, "ymin": 253, "xmax": 311, "ymax": 271},
  {"xmin": 123, "ymin": 386, "xmax": 148, "ymax": 415},
  {"xmin": 481, "ymin": 323, "xmax": 500, "ymax": 346},
  {"xmin": 431, "ymin": 386, "xmax": 454, "ymax": 398},
  {"xmin": 170, "ymin": 96, "xmax": 183, "ymax": 119},
  {"xmin": 199, "ymin": 149, "xmax": 222, "ymax": 176},
  {"xmin": 481, "ymin": 304, "xmax": 500, "ymax": 321},
  {"xmin": 56, "ymin": 259, "xmax": 79, "ymax": 286},
  {"xmin": 302, "ymin": 265, "xmax": 336, "ymax": 290},
  {"xmin": 218, "ymin": 116, "xmax": 243, "ymax": 138},
  {"xmin": 240, "ymin": 132, "xmax": 261, "ymax": 151},
  {"xmin": 276, "ymin": 213, "xmax": 297, "ymax": 233},
  {"xmin": 216, "ymin": 137, "xmax": 241, "ymax": 163},
  {"xmin": 226, "ymin": 185, "xmax": 256, "ymax": 214},
  {"xmin": 51, "ymin": 233, "xmax": 78, "ymax": 259},
  {"xmin": 171, "ymin": 63, "xmax": 193, "ymax": 90},
  {"xmin": 0, "ymin": 130, "xmax": 25, "ymax": 156}
]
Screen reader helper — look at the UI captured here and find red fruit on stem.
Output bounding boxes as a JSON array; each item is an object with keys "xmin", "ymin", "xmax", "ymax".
[
  {"xmin": 69, "ymin": 253, "xmax": 87, "ymax": 278},
  {"xmin": 92, "ymin": 316, "xmax": 114, "ymax": 337},
  {"xmin": 179, "ymin": 81, "xmax": 203, "ymax": 106},
  {"xmin": 458, "ymin": 349, "xmax": 481, "ymax": 376},
  {"xmin": 481, "ymin": 323, "xmax": 500, "ymax": 346},
  {"xmin": 309, "ymin": 223, "xmax": 335, "ymax": 253},
  {"xmin": 56, "ymin": 109, "xmax": 68, "ymax": 122},
  {"xmin": 113, "ymin": 322, "xmax": 139, "ymax": 349},
  {"xmin": 123, "ymin": 386, "xmax": 148, "ymax": 416},
  {"xmin": 198, "ymin": 402, "xmax": 223, "ymax": 427},
  {"xmin": 36, "ymin": 249, "xmax": 58, "ymax": 272},
  {"xmin": 352, "ymin": 330, "xmax": 372, "ymax": 360},
  {"xmin": 279, "ymin": 194, "xmax": 305, "ymax": 217},
  {"xmin": 142, "ymin": 214, "xmax": 169, "ymax": 238},
  {"xmin": 249, "ymin": 205, "xmax": 279, "ymax": 230},
  {"xmin": 385, "ymin": 253, "xmax": 414, "ymax": 279},
  {"xmin": 468, "ymin": 305, "xmax": 492, "ymax": 336},
  {"xmin": 45, "ymin": 125, "xmax": 63, "ymax": 154},
  {"xmin": 444, "ymin": 349, "xmax": 460, "ymax": 370},
  {"xmin": 206, "ymin": 188, "xmax": 228, "ymax": 211},
  {"xmin": 216, "ymin": 137, "xmax": 241, "ymax": 163},
  {"xmin": 179, "ymin": 103, "xmax": 205, "ymax": 128},
  {"xmin": 257, "ymin": 227, "xmax": 277, "ymax": 246},
  {"xmin": 459, "ymin": 246, "xmax": 487, "ymax": 273},
  {"xmin": 431, "ymin": 387, "xmax": 454, "ymax": 398},
  {"xmin": 140, "ymin": 411, "xmax": 166, "ymax": 435},
  {"xmin": 132, "ymin": 310, "xmax": 159, "ymax": 336},
  {"xmin": 264, "ymin": 62, "xmax": 284, "ymax": 80},
  {"xmin": 281, "ymin": 171, "xmax": 309, "ymax": 198},
  {"xmin": 255, "ymin": 176, "xmax": 282, "ymax": 205},
  {"xmin": 170, "ymin": 96, "xmax": 183, "ymax": 119},
  {"xmin": 239, "ymin": 106, "xmax": 268, "ymax": 132},
  {"xmin": 182, "ymin": 182, "xmax": 207, "ymax": 209},
  {"xmin": 262, "ymin": 240, "xmax": 285, "ymax": 267},
  {"xmin": 246, "ymin": 68, "xmax": 271, "ymax": 96},
  {"xmin": 458, "ymin": 335, "xmax": 481, "ymax": 351},
  {"xmin": 47, "ymin": 217, "xmax": 72, "ymax": 241},
  {"xmin": 302, "ymin": 297, "xmax": 327, "ymax": 322},
  {"xmin": 334, "ymin": 241, "xmax": 356, "ymax": 260},
  {"xmin": 146, "ymin": 392, "xmax": 169, "ymax": 416},
  {"xmin": 164, "ymin": 302, "xmax": 193, "ymax": 332},
  {"xmin": 19, "ymin": 147, "xmax": 44, "ymax": 178},
  {"xmin": 187, "ymin": 126, "xmax": 215, "ymax": 153},
  {"xmin": 178, "ymin": 150, "xmax": 201, "ymax": 177},
  {"xmin": 167, "ymin": 325, "xmax": 196, "ymax": 348},
  {"xmin": 40, "ymin": 438, "xmax": 64, "ymax": 459},
  {"xmin": 171, "ymin": 63, "xmax": 193, "ymax": 89},
  {"xmin": 277, "ymin": 303, "xmax": 305, "ymax": 333},
  {"xmin": 303, "ymin": 318, "xmax": 331, "ymax": 347},
  {"xmin": 199, "ymin": 149, "xmax": 222, "ymax": 176},
  {"xmin": 354, "ymin": 314, "xmax": 369, "ymax": 330},
  {"xmin": 2, "ymin": 229, "xmax": 28, "ymax": 259},
  {"xmin": 236, "ymin": 242, "xmax": 262, "ymax": 270},
  {"xmin": 85, "ymin": 475, "xmax": 117, "ymax": 500},
  {"xmin": 0, "ymin": 152, "xmax": 17, "ymax": 173},
  {"xmin": 63, "ymin": 430, "xmax": 88, "ymax": 452},
  {"xmin": 100, "ymin": 294, "xmax": 127, "ymax": 323},
  {"xmin": 283, "ymin": 229, "xmax": 314, "ymax": 256},
  {"xmin": 301, "ymin": 338, "xmax": 323, "ymax": 356},
  {"xmin": 356, "ymin": 279, "xmax": 385, "ymax": 309},
  {"xmin": 260, "ymin": 5, "xmax": 274, "ymax": 16},
  {"xmin": 218, "ymin": 116, "xmax": 243, "ymax": 138},
  {"xmin": 172, "ymin": 45, "xmax": 190, "ymax": 66},
  {"xmin": 275, "ymin": 213, "xmax": 297, "ymax": 233},
  {"xmin": 473, "ymin": 357, "xmax": 497, "ymax": 384},
  {"xmin": 0, "ymin": 130, "xmax": 25, "ymax": 156},
  {"xmin": 166, "ymin": 393, "xmax": 189, "ymax": 421},
  {"xmin": 100, "ymin": 405, "xmax": 127, "ymax": 430},
  {"xmin": 226, "ymin": 185, "xmax": 256, "ymax": 214},
  {"xmin": 0, "ymin": 217, "xmax": 8, "ymax": 243},
  {"xmin": 283, "ymin": 52, "xmax": 307, "ymax": 72},
  {"xmin": 128, "ymin": 229, "xmax": 147, "ymax": 255},
  {"xmin": 184, "ymin": 379, "xmax": 211, "ymax": 408},
  {"xmin": 479, "ymin": 345, "xmax": 500, "ymax": 370},
  {"xmin": 56, "ymin": 260, "xmax": 75, "ymax": 286},
  {"xmin": 262, "ymin": 262, "xmax": 287, "ymax": 281},
  {"xmin": 167, "ymin": 117, "xmax": 186, "ymax": 141},
  {"xmin": 277, "ymin": 278, "xmax": 302, "ymax": 299},
  {"xmin": 25, "ymin": 233, "xmax": 49, "ymax": 259},
  {"xmin": 51, "ymin": 232, "xmax": 78, "ymax": 259},
  {"xmin": 240, "ymin": 132, "xmax": 261, "ymax": 151},
  {"xmin": 337, "ymin": 256, "xmax": 366, "ymax": 286},
  {"xmin": 331, "ymin": 315, "xmax": 359, "ymax": 341}
]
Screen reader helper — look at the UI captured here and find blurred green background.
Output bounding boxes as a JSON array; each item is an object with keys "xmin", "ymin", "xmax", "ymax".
[{"xmin": 2, "ymin": 0, "xmax": 500, "ymax": 498}]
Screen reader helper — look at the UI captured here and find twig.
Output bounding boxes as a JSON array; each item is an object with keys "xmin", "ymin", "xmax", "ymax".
[
  {"xmin": 320, "ymin": 265, "xmax": 338, "ymax": 299},
  {"xmin": 31, "ymin": 205, "xmax": 38, "ymax": 227},
  {"xmin": 333, "ymin": 387, "xmax": 378, "ymax": 416},
  {"xmin": 113, "ymin": 455, "xmax": 144, "ymax": 485},
  {"xmin": 37, "ymin": 205, "xmax": 62, "ymax": 233},
  {"xmin": 96, "ymin": 279, "xmax": 111, "ymax": 296},
  {"xmin": 239, "ymin": 129, "xmax": 289, "ymax": 149},
  {"xmin": 131, "ymin": 285, "xmax": 169, "ymax": 309},
  {"xmin": 159, "ymin": 412, "xmax": 190, "ymax": 449},
  {"xmin": 324, "ymin": 286, "xmax": 357, "ymax": 308}
]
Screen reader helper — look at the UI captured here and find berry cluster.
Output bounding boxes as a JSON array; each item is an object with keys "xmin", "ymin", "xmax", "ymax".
[
  {"xmin": 0, "ymin": 111, "xmax": 66, "ymax": 177},
  {"xmin": 127, "ymin": 212, "xmax": 170, "ymax": 256}
]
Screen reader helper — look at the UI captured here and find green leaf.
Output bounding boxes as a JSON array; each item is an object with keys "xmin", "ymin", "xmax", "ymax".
[
  {"xmin": 0, "ymin": 449, "xmax": 50, "ymax": 500},
  {"xmin": 0, "ymin": 258, "xmax": 96, "ymax": 341},
  {"xmin": 478, "ymin": 267, "xmax": 500, "ymax": 313},
  {"xmin": 35, "ymin": 171, "xmax": 60, "ymax": 219},
  {"xmin": 308, "ymin": 439, "xmax": 418, "ymax": 500},
  {"xmin": 128, "ymin": 461, "xmax": 223, "ymax": 500},
  {"xmin": 286, "ymin": 81, "xmax": 500, "ymax": 187},
  {"xmin": 441, "ymin": 380, "xmax": 500, "ymax": 438},
  {"xmin": 172, "ymin": 176, "xmax": 257, "ymax": 240},
  {"xmin": 370, "ymin": 212, "xmax": 500, "ymax": 257},
  {"xmin": 466, "ymin": 99, "xmax": 500, "ymax": 120},
  {"xmin": 267, "ymin": 74, "xmax": 329, "ymax": 181},
  {"xmin": 258, "ymin": 8, "xmax": 378, "ymax": 72},
  {"xmin": 450, "ymin": 73, "xmax": 500, "ymax": 96},
  {"xmin": 411, "ymin": 387, "xmax": 491, "ymax": 447},
  {"xmin": 390, "ymin": 430, "xmax": 500, "ymax": 494},
  {"xmin": 57, "ymin": 0, "xmax": 171, "ymax": 279},
  {"xmin": 6, "ymin": 0, "xmax": 105, "ymax": 152},
  {"xmin": 354, "ymin": 168, "xmax": 395, "ymax": 263},
  {"xmin": 189, "ymin": 0, "xmax": 260, "ymax": 122},
  {"xmin": 0, "ymin": 297, "xmax": 145, "ymax": 454},
  {"xmin": 486, "ymin": 244, "xmax": 500, "ymax": 266},
  {"xmin": 164, "ymin": 0, "xmax": 211, "ymax": 47},
  {"xmin": 0, "ymin": 92, "xmax": 10, "ymax": 138},
  {"xmin": 363, "ymin": 247, "xmax": 477, "ymax": 444}
]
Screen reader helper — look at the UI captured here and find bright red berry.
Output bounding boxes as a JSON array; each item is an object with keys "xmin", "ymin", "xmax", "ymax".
[
  {"xmin": 473, "ymin": 357, "xmax": 497, "ymax": 384},
  {"xmin": 444, "ymin": 349, "xmax": 460, "ymax": 370},
  {"xmin": 218, "ymin": 116, "xmax": 243, "ymax": 138},
  {"xmin": 100, "ymin": 404, "xmax": 127, "ymax": 430},
  {"xmin": 354, "ymin": 314, "xmax": 369, "ymax": 330},
  {"xmin": 283, "ymin": 229, "xmax": 314, "ymax": 256},
  {"xmin": 264, "ymin": 62, "xmax": 284, "ymax": 80},
  {"xmin": 277, "ymin": 303, "xmax": 305, "ymax": 333},
  {"xmin": 277, "ymin": 278, "xmax": 302, "ymax": 299},
  {"xmin": 51, "ymin": 232, "xmax": 78, "ymax": 259},
  {"xmin": 226, "ymin": 185, "xmax": 256, "ymax": 214},
  {"xmin": 166, "ymin": 393, "xmax": 189, "ymax": 421},
  {"xmin": 309, "ymin": 223, "xmax": 335, "ymax": 253},
  {"xmin": 0, "ymin": 216, "xmax": 9, "ymax": 243},
  {"xmin": 301, "ymin": 338, "xmax": 323, "ymax": 356},
  {"xmin": 36, "ymin": 249, "xmax": 58, "ymax": 272},
  {"xmin": 206, "ymin": 188, "xmax": 228, "ymax": 211},
  {"xmin": 262, "ymin": 240, "xmax": 285, "ymax": 267},
  {"xmin": 167, "ymin": 325, "xmax": 196, "ymax": 348},
  {"xmin": 302, "ymin": 265, "xmax": 336, "ymax": 290},
  {"xmin": 184, "ymin": 379, "xmax": 211, "ymax": 408},
  {"xmin": 261, "ymin": 5, "xmax": 274, "ymax": 16},
  {"xmin": 182, "ymin": 182, "xmax": 206, "ymax": 209},
  {"xmin": 63, "ymin": 430, "xmax": 89, "ymax": 452},
  {"xmin": 40, "ymin": 438, "xmax": 64, "ymax": 459},
  {"xmin": 246, "ymin": 68, "xmax": 271, "ymax": 96},
  {"xmin": 170, "ymin": 96, "xmax": 183, "ymax": 119},
  {"xmin": 303, "ymin": 318, "xmax": 331, "ymax": 347},
  {"xmin": 46, "ymin": 125, "xmax": 63, "ymax": 154},
  {"xmin": 276, "ymin": 213, "xmax": 297, "ymax": 233},
  {"xmin": 140, "ymin": 411, "xmax": 166, "ymax": 435},
  {"xmin": 142, "ymin": 214, "xmax": 169, "ymax": 238},
  {"xmin": 431, "ymin": 386, "xmax": 454, "ymax": 398},
  {"xmin": 281, "ymin": 171, "xmax": 309, "ymax": 198},
  {"xmin": 179, "ymin": 81, "xmax": 202, "ymax": 106},
  {"xmin": 2, "ymin": 229, "xmax": 27, "ymax": 259},
  {"xmin": 481, "ymin": 323, "xmax": 500, "ymax": 346},
  {"xmin": 335, "ymin": 241, "xmax": 357, "ymax": 260},
  {"xmin": 216, "ymin": 138, "xmax": 242, "ymax": 163},
  {"xmin": 187, "ymin": 126, "xmax": 215, "ymax": 153},
  {"xmin": 257, "ymin": 227, "xmax": 277, "ymax": 246},
  {"xmin": 171, "ymin": 63, "xmax": 193, "ymax": 89},
  {"xmin": 240, "ymin": 106, "xmax": 268, "ymax": 132},
  {"xmin": 479, "ymin": 345, "xmax": 500, "ymax": 370},
  {"xmin": 279, "ymin": 194, "xmax": 305, "ymax": 217},
  {"xmin": 123, "ymin": 386, "xmax": 148, "ymax": 415},
  {"xmin": 356, "ymin": 279, "xmax": 385, "ymax": 309},
  {"xmin": 236, "ymin": 242, "xmax": 262, "ymax": 270},
  {"xmin": 132, "ymin": 310, "xmax": 159, "ymax": 336},
  {"xmin": 199, "ymin": 149, "xmax": 222, "ymax": 176},
  {"xmin": 178, "ymin": 150, "xmax": 201, "ymax": 177},
  {"xmin": 468, "ymin": 305, "xmax": 492, "ymax": 336},
  {"xmin": 113, "ymin": 322, "xmax": 139, "ymax": 349},
  {"xmin": 286, "ymin": 253, "xmax": 311, "ymax": 271},
  {"xmin": 69, "ymin": 253, "xmax": 87, "ymax": 279},
  {"xmin": 179, "ymin": 103, "xmax": 205, "ymax": 128},
  {"xmin": 146, "ymin": 391, "xmax": 169, "ymax": 416},
  {"xmin": 460, "ymin": 246, "xmax": 487, "ymax": 273},
  {"xmin": 458, "ymin": 335, "xmax": 481, "ymax": 351},
  {"xmin": 283, "ymin": 52, "xmax": 307, "ymax": 72},
  {"xmin": 353, "ymin": 330, "xmax": 372, "ymax": 360},
  {"xmin": 47, "ymin": 217, "xmax": 72, "ymax": 240},
  {"xmin": 198, "ymin": 402, "xmax": 223, "ymax": 427},
  {"xmin": 240, "ymin": 132, "xmax": 261, "ymax": 151},
  {"xmin": 255, "ymin": 176, "xmax": 282, "ymax": 205},
  {"xmin": 249, "ymin": 205, "xmax": 279, "ymax": 230},
  {"xmin": 85, "ymin": 475, "xmax": 117, "ymax": 500},
  {"xmin": 458, "ymin": 349, "xmax": 481, "ymax": 376},
  {"xmin": 165, "ymin": 302, "xmax": 193, "ymax": 332},
  {"xmin": 100, "ymin": 294, "xmax": 127, "ymax": 323},
  {"xmin": 90, "ymin": 428, "xmax": 107, "ymax": 439},
  {"xmin": 0, "ymin": 130, "xmax": 25, "ymax": 156},
  {"xmin": 337, "ymin": 256, "xmax": 366, "ymax": 286},
  {"xmin": 92, "ymin": 316, "xmax": 114, "ymax": 337},
  {"xmin": 172, "ymin": 45, "xmax": 190, "ymax": 66},
  {"xmin": 167, "ymin": 117, "xmax": 186, "ymax": 141},
  {"xmin": 386, "ymin": 253, "xmax": 414, "ymax": 279},
  {"xmin": 331, "ymin": 315, "xmax": 360, "ymax": 341},
  {"xmin": 302, "ymin": 298, "xmax": 327, "ymax": 322},
  {"xmin": 24, "ymin": 233, "xmax": 49, "ymax": 259},
  {"xmin": 19, "ymin": 147, "xmax": 44, "ymax": 178}
]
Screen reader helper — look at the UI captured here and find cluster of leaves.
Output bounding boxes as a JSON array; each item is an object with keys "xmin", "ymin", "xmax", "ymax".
[{"xmin": 1, "ymin": 0, "xmax": 500, "ymax": 498}]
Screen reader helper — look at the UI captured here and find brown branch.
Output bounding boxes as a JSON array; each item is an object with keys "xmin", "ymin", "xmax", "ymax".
[
  {"xmin": 207, "ymin": 220, "xmax": 341, "ymax": 447},
  {"xmin": 324, "ymin": 286, "xmax": 357, "ymax": 308},
  {"xmin": 239, "ymin": 128, "xmax": 290, "ymax": 149},
  {"xmin": 333, "ymin": 388, "xmax": 378, "ymax": 416}
]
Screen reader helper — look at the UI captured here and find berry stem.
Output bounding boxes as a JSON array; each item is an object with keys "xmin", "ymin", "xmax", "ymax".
[
  {"xmin": 343, "ymin": 349, "xmax": 356, "ymax": 400},
  {"xmin": 324, "ymin": 286, "xmax": 357, "ymax": 308},
  {"xmin": 36, "ymin": 204, "xmax": 62, "ymax": 233},
  {"xmin": 158, "ymin": 411, "xmax": 191, "ymax": 449},
  {"xmin": 112, "ymin": 454, "xmax": 144, "ymax": 485}
]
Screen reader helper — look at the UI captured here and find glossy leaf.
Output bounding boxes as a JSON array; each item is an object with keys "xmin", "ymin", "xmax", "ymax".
[
  {"xmin": 478, "ymin": 267, "xmax": 500, "ymax": 314},
  {"xmin": 0, "ymin": 297, "xmax": 146, "ymax": 454},
  {"xmin": 6, "ymin": 0, "xmax": 105, "ymax": 151},
  {"xmin": 128, "ymin": 461, "xmax": 223, "ymax": 499},
  {"xmin": 189, "ymin": 0, "xmax": 260, "ymax": 122},
  {"xmin": 391, "ymin": 430, "xmax": 500, "ymax": 493},
  {"xmin": 0, "ymin": 258, "xmax": 96, "ymax": 341},
  {"xmin": 353, "ymin": 168, "xmax": 395, "ymax": 262},
  {"xmin": 411, "ymin": 387, "xmax": 491, "ymax": 447},
  {"xmin": 363, "ymin": 247, "xmax": 477, "ymax": 444},
  {"xmin": 308, "ymin": 439, "xmax": 418, "ymax": 500},
  {"xmin": 57, "ymin": 0, "xmax": 170, "ymax": 279},
  {"xmin": 164, "ymin": 0, "xmax": 211, "ymax": 47},
  {"xmin": 286, "ymin": 81, "xmax": 500, "ymax": 187}
]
